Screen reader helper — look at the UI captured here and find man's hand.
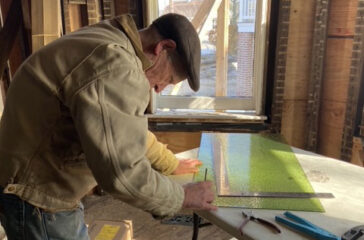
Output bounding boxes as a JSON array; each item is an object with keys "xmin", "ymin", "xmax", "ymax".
[
  {"xmin": 172, "ymin": 159, "xmax": 202, "ymax": 175},
  {"xmin": 182, "ymin": 181, "xmax": 217, "ymax": 211}
]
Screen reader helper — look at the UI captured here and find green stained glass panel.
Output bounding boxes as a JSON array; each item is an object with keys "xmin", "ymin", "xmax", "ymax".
[{"xmin": 195, "ymin": 133, "xmax": 324, "ymax": 212}]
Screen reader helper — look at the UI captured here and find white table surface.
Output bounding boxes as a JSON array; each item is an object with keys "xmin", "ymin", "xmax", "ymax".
[{"xmin": 170, "ymin": 147, "xmax": 364, "ymax": 240}]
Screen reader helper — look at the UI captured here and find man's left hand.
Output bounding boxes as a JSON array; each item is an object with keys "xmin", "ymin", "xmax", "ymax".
[{"xmin": 172, "ymin": 159, "xmax": 202, "ymax": 175}]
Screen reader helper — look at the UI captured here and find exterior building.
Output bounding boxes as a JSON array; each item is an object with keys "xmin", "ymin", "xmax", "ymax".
[{"xmin": 237, "ymin": 0, "xmax": 256, "ymax": 97}]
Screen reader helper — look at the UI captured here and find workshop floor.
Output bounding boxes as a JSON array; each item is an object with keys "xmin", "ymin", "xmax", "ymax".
[
  {"xmin": 83, "ymin": 194, "xmax": 234, "ymax": 240},
  {"xmin": 0, "ymin": 194, "xmax": 234, "ymax": 240}
]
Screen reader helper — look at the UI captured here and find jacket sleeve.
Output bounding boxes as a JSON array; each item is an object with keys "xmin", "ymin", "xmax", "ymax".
[
  {"xmin": 65, "ymin": 44, "xmax": 184, "ymax": 217},
  {"xmin": 145, "ymin": 131, "xmax": 179, "ymax": 175}
]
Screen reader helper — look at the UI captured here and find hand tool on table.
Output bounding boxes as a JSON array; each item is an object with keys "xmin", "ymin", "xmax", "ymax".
[
  {"xmin": 239, "ymin": 210, "xmax": 281, "ymax": 235},
  {"xmin": 275, "ymin": 211, "xmax": 340, "ymax": 240},
  {"xmin": 342, "ymin": 225, "xmax": 364, "ymax": 240}
]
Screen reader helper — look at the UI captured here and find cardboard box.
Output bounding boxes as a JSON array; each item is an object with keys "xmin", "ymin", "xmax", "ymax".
[{"xmin": 88, "ymin": 220, "xmax": 133, "ymax": 240}]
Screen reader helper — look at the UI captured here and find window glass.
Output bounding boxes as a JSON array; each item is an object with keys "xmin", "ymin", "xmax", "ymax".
[{"xmin": 158, "ymin": 0, "xmax": 257, "ymax": 99}]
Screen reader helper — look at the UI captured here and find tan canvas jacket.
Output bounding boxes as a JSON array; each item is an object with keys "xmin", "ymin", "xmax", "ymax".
[{"xmin": 0, "ymin": 15, "xmax": 183, "ymax": 216}]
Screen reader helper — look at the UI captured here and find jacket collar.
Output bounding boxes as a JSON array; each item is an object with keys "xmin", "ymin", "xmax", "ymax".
[{"xmin": 112, "ymin": 15, "xmax": 152, "ymax": 71}]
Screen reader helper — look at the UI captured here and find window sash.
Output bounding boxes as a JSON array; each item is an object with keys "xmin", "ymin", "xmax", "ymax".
[
  {"xmin": 156, "ymin": 96, "xmax": 254, "ymax": 110},
  {"xmin": 148, "ymin": 0, "xmax": 268, "ymax": 115}
]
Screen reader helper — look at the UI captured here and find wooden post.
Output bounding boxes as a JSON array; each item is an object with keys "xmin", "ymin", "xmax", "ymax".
[
  {"xmin": 280, "ymin": 0, "xmax": 315, "ymax": 148},
  {"xmin": 215, "ymin": 0, "xmax": 229, "ymax": 97},
  {"xmin": 318, "ymin": 0, "xmax": 358, "ymax": 159},
  {"xmin": 318, "ymin": 39, "xmax": 353, "ymax": 158},
  {"xmin": 191, "ymin": 0, "xmax": 222, "ymax": 33},
  {"xmin": 67, "ymin": 4, "xmax": 83, "ymax": 32},
  {"xmin": 31, "ymin": 0, "xmax": 62, "ymax": 52},
  {"xmin": 351, "ymin": 137, "xmax": 364, "ymax": 166}
]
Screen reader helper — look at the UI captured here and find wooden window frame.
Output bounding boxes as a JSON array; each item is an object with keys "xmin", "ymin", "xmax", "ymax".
[{"xmin": 147, "ymin": 0, "xmax": 269, "ymax": 116}]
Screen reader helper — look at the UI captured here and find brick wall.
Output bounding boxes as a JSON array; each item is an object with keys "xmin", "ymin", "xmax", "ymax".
[
  {"xmin": 237, "ymin": 32, "xmax": 254, "ymax": 97},
  {"xmin": 87, "ymin": 0, "xmax": 100, "ymax": 25},
  {"xmin": 103, "ymin": 0, "xmax": 115, "ymax": 19},
  {"xmin": 341, "ymin": 0, "xmax": 364, "ymax": 160}
]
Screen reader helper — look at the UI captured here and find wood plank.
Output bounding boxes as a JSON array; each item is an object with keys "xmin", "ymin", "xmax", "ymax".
[
  {"xmin": 152, "ymin": 131, "xmax": 202, "ymax": 154},
  {"xmin": 283, "ymin": 0, "xmax": 315, "ymax": 100},
  {"xmin": 215, "ymin": 0, "xmax": 229, "ymax": 97},
  {"xmin": 148, "ymin": 112, "xmax": 266, "ymax": 123},
  {"xmin": 351, "ymin": 137, "xmax": 364, "ymax": 166},
  {"xmin": 327, "ymin": 0, "xmax": 358, "ymax": 37},
  {"xmin": 322, "ymin": 38, "xmax": 352, "ymax": 102},
  {"xmin": 68, "ymin": 4, "xmax": 83, "ymax": 32},
  {"xmin": 191, "ymin": 0, "xmax": 222, "ymax": 33},
  {"xmin": 31, "ymin": 0, "xmax": 62, "ymax": 52},
  {"xmin": 281, "ymin": 0, "xmax": 315, "ymax": 148},
  {"xmin": 281, "ymin": 99, "xmax": 308, "ymax": 148},
  {"xmin": 318, "ymin": 100, "xmax": 346, "ymax": 159}
]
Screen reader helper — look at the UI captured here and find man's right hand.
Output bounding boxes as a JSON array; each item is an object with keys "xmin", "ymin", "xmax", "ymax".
[{"xmin": 182, "ymin": 181, "xmax": 217, "ymax": 211}]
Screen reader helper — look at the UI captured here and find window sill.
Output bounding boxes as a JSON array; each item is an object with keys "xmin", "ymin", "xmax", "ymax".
[
  {"xmin": 147, "ymin": 109, "xmax": 267, "ymax": 123},
  {"xmin": 147, "ymin": 110, "xmax": 267, "ymax": 132}
]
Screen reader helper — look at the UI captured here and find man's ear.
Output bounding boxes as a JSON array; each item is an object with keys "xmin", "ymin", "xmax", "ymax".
[{"xmin": 154, "ymin": 39, "xmax": 176, "ymax": 56}]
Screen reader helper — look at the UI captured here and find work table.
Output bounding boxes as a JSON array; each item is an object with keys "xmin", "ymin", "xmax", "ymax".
[{"xmin": 171, "ymin": 147, "xmax": 364, "ymax": 240}]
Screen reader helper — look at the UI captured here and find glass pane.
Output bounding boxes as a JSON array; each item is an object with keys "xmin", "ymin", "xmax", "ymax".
[
  {"xmin": 194, "ymin": 133, "xmax": 324, "ymax": 211},
  {"xmin": 158, "ymin": 0, "xmax": 256, "ymax": 98}
]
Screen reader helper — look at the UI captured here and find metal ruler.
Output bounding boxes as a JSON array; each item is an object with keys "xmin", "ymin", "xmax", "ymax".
[{"xmin": 218, "ymin": 192, "xmax": 334, "ymax": 199}]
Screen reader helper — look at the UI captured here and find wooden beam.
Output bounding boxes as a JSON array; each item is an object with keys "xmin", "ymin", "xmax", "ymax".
[
  {"xmin": 317, "ymin": 39, "xmax": 353, "ymax": 159},
  {"xmin": 351, "ymin": 137, "xmax": 364, "ymax": 166},
  {"xmin": 318, "ymin": 100, "xmax": 346, "ymax": 158},
  {"xmin": 68, "ymin": 4, "xmax": 83, "ymax": 32},
  {"xmin": 281, "ymin": 99, "xmax": 308, "ymax": 147},
  {"xmin": 327, "ymin": 0, "xmax": 358, "ymax": 37},
  {"xmin": 191, "ymin": 0, "xmax": 222, "ymax": 33},
  {"xmin": 280, "ymin": 0, "xmax": 315, "ymax": 148},
  {"xmin": 215, "ymin": 0, "xmax": 229, "ymax": 97},
  {"xmin": 31, "ymin": 0, "xmax": 62, "ymax": 52},
  {"xmin": 322, "ymin": 39, "xmax": 352, "ymax": 102}
]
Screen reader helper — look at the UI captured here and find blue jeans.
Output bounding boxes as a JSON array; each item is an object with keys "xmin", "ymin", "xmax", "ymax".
[{"xmin": 0, "ymin": 187, "xmax": 89, "ymax": 240}]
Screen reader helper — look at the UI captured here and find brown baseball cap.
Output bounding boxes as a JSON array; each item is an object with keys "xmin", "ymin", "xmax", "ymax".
[{"xmin": 152, "ymin": 13, "xmax": 201, "ymax": 92}]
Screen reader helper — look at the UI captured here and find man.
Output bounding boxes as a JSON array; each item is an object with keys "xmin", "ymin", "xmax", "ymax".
[{"xmin": 0, "ymin": 13, "xmax": 216, "ymax": 239}]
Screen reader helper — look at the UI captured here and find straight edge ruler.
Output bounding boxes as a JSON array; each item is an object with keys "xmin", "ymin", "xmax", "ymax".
[{"xmin": 218, "ymin": 192, "xmax": 334, "ymax": 199}]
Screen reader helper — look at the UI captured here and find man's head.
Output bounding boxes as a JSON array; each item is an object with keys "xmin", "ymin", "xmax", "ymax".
[{"xmin": 140, "ymin": 13, "xmax": 201, "ymax": 93}]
